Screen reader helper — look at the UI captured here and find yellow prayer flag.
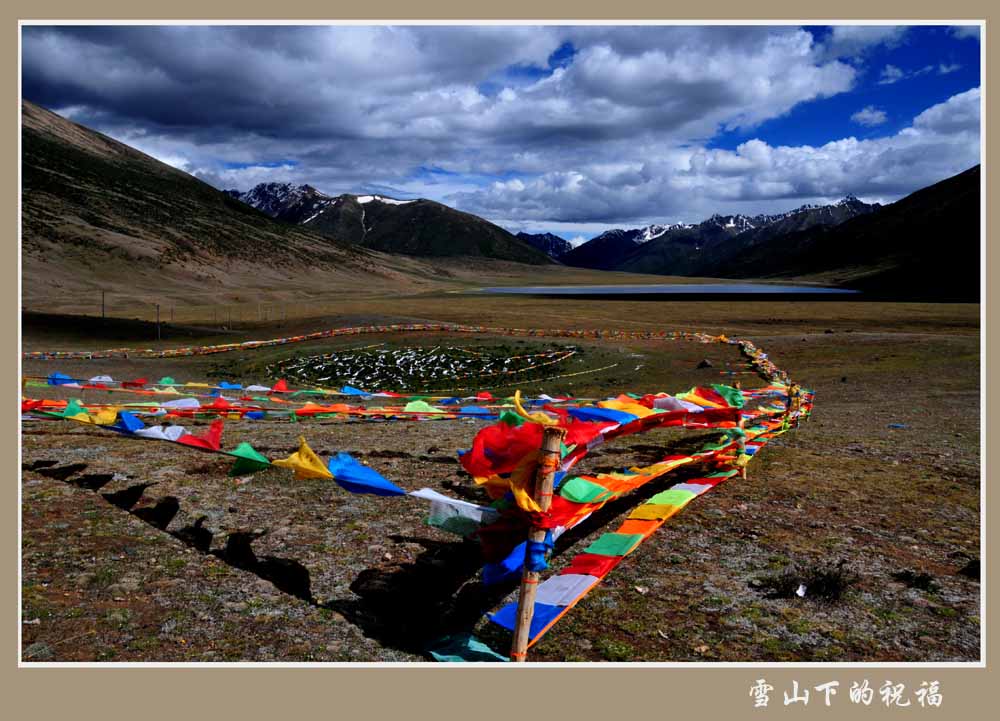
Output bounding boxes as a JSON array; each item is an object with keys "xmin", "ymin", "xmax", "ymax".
[{"xmin": 272, "ymin": 436, "xmax": 333, "ymax": 480}]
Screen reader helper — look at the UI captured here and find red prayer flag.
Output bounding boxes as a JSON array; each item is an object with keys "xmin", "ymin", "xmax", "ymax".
[
  {"xmin": 460, "ymin": 421, "xmax": 543, "ymax": 478},
  {"xmin": 175, "ymin": 419, "xmax": 224, "ymax": 451},
  {"xmin": 559, "ymin": 553, "xmax": 622, "ymax": 578}
]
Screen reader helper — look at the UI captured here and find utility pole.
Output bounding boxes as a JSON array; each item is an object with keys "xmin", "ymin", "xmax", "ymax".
[
  {"xmin": 101, "ymin": 290, "xmax": 105, "ymax": 321},
  {"xmin": 156, "ymin": 304, "xmax": 161, "ymax": 341}
]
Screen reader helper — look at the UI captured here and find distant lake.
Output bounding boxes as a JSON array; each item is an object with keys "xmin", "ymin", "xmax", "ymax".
[{"xmin": 478, "ymin": 283, "xmax": 860, "ymax": 296}]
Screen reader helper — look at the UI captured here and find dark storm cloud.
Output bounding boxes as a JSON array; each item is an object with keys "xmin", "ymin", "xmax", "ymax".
[{"xmin": 21, "ymin": 25, "xmax": 980, "ymax": 230}]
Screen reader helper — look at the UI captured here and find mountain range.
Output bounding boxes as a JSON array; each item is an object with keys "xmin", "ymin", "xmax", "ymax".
[
  {"xmin": 709, "ymin": 165, "xmax": 981, "ymax": 299},
  {"xmin": 226, "ymin": 184, "xmax": 551, "ymax": 264},
  {"xmin": 21, "ymin": 99, "xmax": 980, "ymax": 304},
  {"xmin": 515, "ymin": 177, "xmax": 979, "ymax": 300},
  {"xmin": 562, "ymin": 196, "xmax": 881, "ymax": 272}
]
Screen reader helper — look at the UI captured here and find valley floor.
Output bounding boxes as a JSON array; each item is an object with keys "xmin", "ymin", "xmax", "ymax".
[{"xmin": 19, "ymin": 299, "xmax": 981, "ymax": 662}]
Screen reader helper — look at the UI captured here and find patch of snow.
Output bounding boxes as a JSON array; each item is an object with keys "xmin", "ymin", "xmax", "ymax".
[
  {"xmin": 357, "ymin": 194, "xmax": 414, "ymax": 205},
  {"xmin": 302, "ymin": 210, "xmax": 323, "ymax": 224},
  {"xmin": 638, "ymin": 224, "xmax": 669, "ymax": 242}
]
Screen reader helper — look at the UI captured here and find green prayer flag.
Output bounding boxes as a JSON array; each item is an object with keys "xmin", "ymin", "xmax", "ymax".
[
  {"xmin": 647, "ymin": 489, "xmax": 696, "ymax": 507},
  {"xmin": 61, "ymin": 399, "xmax": 87, "ymax": 417},
  {"xmin": 157, "ymin": 376, "xmax": 176, "ymax": 386},
  {"xmin": 706, "ymin": 469, "xmax": 739, "ymax": 478},
  {"xmin": 560, "ymin": 477, "xmax": 616, "ymax": 504},
  {"xmin": 497, "ymin": 410, "xmax": 525, "ymax": 426},
  {"xmin": 709, "ymin": 384, "xmax": 746, "ymax": 408},
  {"xmin": 404, "ymin": 400, "xmax": 444, "ymax": 414},
  {"xmin": 583, "ymin": 532, "xmax": 644, "ymax": 557},
  {"xmin": 226, "ymin": 442, "xmax": 271, "ymax": 476},
  {"xmin": 426, "ymin": 634, "xmax": 507, "ymax": 663}
]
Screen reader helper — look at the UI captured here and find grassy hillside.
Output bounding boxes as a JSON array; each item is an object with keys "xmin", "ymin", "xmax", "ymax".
[
  {"xmin": 21, "ymin": 101, "xmax": 447, "ymax": 307},
  {"xmin": 305, "ymin": 197, "xmax": 553, "ymax": 264}
]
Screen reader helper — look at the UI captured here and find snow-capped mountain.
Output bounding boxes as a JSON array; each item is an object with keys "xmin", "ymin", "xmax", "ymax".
[
  {"xmin": 563, "ymin": 197, "xmax": 881, "ymax": 274},
  {"xmin": 225, "ymin": 183, "xmax": 423, "ymax": 225},
  {"xmin": 706, "ymin": 214, "xmax": 763, "ymax": 233},
  {"xmin": 639, "ymin": 223, "xmax": 692, "ymax": 242},
  {"xmin": 226, "ymin": 182, "xmax": 551, "ymax": 263},
  {"xmin": 224, "ymin": 182, "xmax": 341, "ymax": 225}
]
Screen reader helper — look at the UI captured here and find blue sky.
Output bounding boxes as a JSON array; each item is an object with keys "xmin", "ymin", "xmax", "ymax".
[
  {"xmin": 709, "ymin": 26, "xmax": 980, "ymax": 150},
  {"xmin": 22, "ymin": 24, "xmax": 981, "ymax": 242}
]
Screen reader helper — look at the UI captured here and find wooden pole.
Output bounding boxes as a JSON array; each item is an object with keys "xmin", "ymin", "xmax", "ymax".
[
  {"xmin": 101, "ymin": 290, "xmax": 105, "ymax": 321},
  {"xmin": 156, "ymin": 304, "xmax": 161, "ymax": 341},
  {"xmin": 737, "ymin": 416, "xmax": 747, "ymax": 479},
  {"xmin": 510, "ymin": 425, "xmax": 566, "ymax": 662},
  {"xmin": 789, "ymin": 384, "xmax": 800, "ymax": 427}
]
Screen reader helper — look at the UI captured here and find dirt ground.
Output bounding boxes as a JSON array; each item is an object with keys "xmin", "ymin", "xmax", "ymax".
[{"xmin": 20, "ymin": 298, "xmax": 981, "ymax": 662}]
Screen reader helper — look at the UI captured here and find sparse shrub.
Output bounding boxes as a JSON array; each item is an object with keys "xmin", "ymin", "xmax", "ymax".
[
  {"xmin": 891, "ymin": 569, "xmax": 939, "ymax": 592},
  {"xmin": 752, "ymin": 559, "xmax": 857, "ymax": 602}
]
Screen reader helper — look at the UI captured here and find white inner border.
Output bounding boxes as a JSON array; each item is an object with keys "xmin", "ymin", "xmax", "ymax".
[{"xmin": 16, "ymin": 18, "xmax": 987, "ymax": 670}]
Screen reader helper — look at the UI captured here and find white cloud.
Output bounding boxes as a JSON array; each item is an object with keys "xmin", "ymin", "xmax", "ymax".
[
  {"xmin": 22, "ymin": 26, "xmax": 980, "ymax": 232},
  {"xmin": 453, "ymin": 87, "xmax": 980, "ymax": 227},
  {"xmin": 195, "ymin": 163, "xmax": 300, "ymax": 190},
  {"xmin": 950, "ymin": 26, "xmax": 980, "ymax": 41},
  {"xmin": 912, "ymin": 86, "xmax": 980, "ymax": 134},
  {"xmin": 878, "ymin": 64, "xmax": 906, "ymax": 84},
  {"xmin": 851, "ymin": 105, "xmax": 888, "ymax": 127},
  {"xmin": 874, "ymin": 62, "xmax": 958, "ymax": 86},
  {"xmin": 821, "ymin": 26, "xmax": 908, "ymax": 59},
  {"xmin": 25, "ymin": 26, "xmax": 857, "ymax": 162}
]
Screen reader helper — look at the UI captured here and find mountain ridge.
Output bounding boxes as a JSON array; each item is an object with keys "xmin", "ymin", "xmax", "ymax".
[
  {"xmin": 515, "ymin": 231, "xmax": 573, "ymax": 260},
  {"xmin": 565, "ymin": 197, "xmax": 882, "ymax": 274},
  {"xmin": 228, "ymin": 182, "xmax": 552, "ymax": 264}
]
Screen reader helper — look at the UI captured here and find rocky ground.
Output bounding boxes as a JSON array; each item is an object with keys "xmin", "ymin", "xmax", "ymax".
[{"xmin": 20, "ymin": 302, "xmax": 981, "ymax": 662}]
